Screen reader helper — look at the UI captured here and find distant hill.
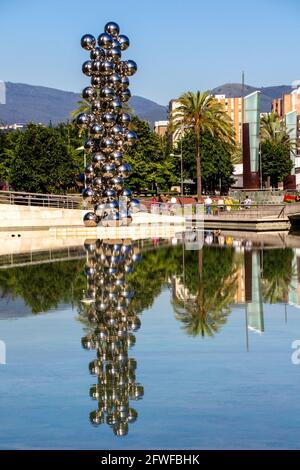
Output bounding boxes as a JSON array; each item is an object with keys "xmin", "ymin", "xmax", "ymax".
[
  {"xmin": 211, "ymin": 83, "xmax": 293, "ymax": 112},
  {"xmin": 0, "ymin": 81, "xmax": 294, "ymax": 126},
  {"xmin": 0, "ymin": 82, "xmax": 168, "ymax": 126}
]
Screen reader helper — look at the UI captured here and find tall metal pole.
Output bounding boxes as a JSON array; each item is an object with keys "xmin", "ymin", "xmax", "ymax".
[
  {"xmin": 84, "ymin": 152, "xmax": 87, "ymax": 189},
  {"xmin": 180, "ymin": 134, "xmax": 183, "ymax": 199},
  {"xmin": 259, "ymin": 141, "xmax": 263, "ymax": 190}
]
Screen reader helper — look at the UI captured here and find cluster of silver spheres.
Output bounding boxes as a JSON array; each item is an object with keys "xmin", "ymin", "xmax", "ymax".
[
  {"xmin": 78, "ymin": 22, "xmax": 139, "ymax": 227},
  {"xmin": 81, "ymin": 238, "xmax": 143, "ymax": 436}
]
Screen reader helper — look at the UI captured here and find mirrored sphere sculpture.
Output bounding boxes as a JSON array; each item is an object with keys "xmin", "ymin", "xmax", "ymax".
[
  {"xmin": 81, "ymin": 239, "xmax": 144, "ymax": 435},
  {"xmin": 79, "ymin": 22, "xmax": 138, "ymax": 227}
]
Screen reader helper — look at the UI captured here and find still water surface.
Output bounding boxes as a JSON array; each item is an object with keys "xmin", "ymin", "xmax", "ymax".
[{"xmin": 0, "ymin": 232, "xmax": 300, "ymax": 449}]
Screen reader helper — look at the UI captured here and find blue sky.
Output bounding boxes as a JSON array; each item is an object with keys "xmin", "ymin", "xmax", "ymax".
[{"xmin": 0, "ymin": 0, "xmax": 299, "ymax": 104}]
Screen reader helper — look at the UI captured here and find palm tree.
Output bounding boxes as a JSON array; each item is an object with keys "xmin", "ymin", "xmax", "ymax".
[
  {"xmin": 260, "ymin": 113, "xmax": 294, "ymax": 147},
  {"xmin": 70, "ymin": 100, "xmax": 90, "ymax": 121},
  {"xmin": 170, "ymin": 91, "xmax": 235, "ymax": 198}
]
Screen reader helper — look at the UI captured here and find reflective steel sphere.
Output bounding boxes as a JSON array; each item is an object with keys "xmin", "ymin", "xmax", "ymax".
[
  {"xmin": 118, "ymin": 34, "xmax": 130, "ymax": 51},
  {"xmin": 103, "ymin": 163, "xmax": 116, "ymax": 178},
  {"xmin": 83, "ymin": 212, "xmax": 98, "ymax": 227},
  {"xmin": 92, "ymin": 152, "xmax": 106, "ymax": 168},
  {"xmin": 82, "ymin": 187, "xmax": 94, "ymax": 203},
  {"xmin": 104, "ymin": 188, "xmax": 116, "ymax": 198},
  {"xmin": 98, "ymin": 32, "xmax": 113, "ymax": 50},
  {"xmin": 107, "ymin": 47, "xmax": 121, "ymax": 63},
  {"xmin": 110, "ymin": 150, "xmax": 123, "ymax": 166},
  {"xmin": 111, "ymin": 124, "xmax": 124, "ymax": 141},
  {"xmin": 120, "ymin": 89, "xmax": 131, "ymax": 102},
  {"xmin": 90, "ymin": 123, "xmax": 104, "ymax": 138},
  {"xmin": 102, "ymin": 112, "xmax": 117, "ymax": 127},
  {"xmin": 104, "ymin": 22, "xmax": 120, "ymax": 37},
  {"xmin": 82, "ymin": 60, "xmax": 93, "ymax": 76},
  {"xmin": 76, "ymin": 113, "xmax": 90, "ymax": 129},
  {"xmin": 111, "ymin": 176, "xmax": 124, "ymax": 191},
  {"xmin": 107, "ymin": 98, "xmax": 122, "ymax": 113},
  {"xmin": 100, "ymin": 60, "xmax": 114, "ymax": 76},
  {"xmin": 120, "ymin": 76, "xmax": 129, "ymax": 90},
  {"xmin": 125, "ymin": 60, "xmax": 137, "ymax": 76},
  {"xmin": 90, "ymin": 47, "xmax": 105, "ymax": 60},
  {"xmin": 122, "ymin": 187, "xmax": 132, "ymax": 198},
  {"xmin": 95, "ymin": 202, "xmax": 106, "ymax": 216},
  {"xmin": 106, "ymin": 73, "xmax": 121, "ymax": 89},
  {"xmin": 101, "ymin": 138, "xmax": 115, "ymax": 154},
  {"xmin": 118, "ymin": 163, "xmax": 131, "ymax": 178},
  {"xmin": 91, "ymin": 60, "xmax": 102, "ymax": 76},
  {"xmin": 91, "ymin": 76, "xmax": 102, "ymax": 87},
  {"xmin": 81, "ymin": 34, "xmax": 96, "ymax": 50},
  {"xmin": 91, "ymin": 100, "xmax": 102, "ymax": 114},
  {"xmin": 84, "ymin": 163, "xmax": 95, "ymax": 177},
  {"xmin": 84, "ymin": 139, "xmax": 94, "ymax": 153},
  {"xmin": 117, "ymin": 112, "xmax": 131, "ymax": 127},
  {"xmin": 92, "ymin": 177, "xmax": 102, "ymax": 190},
  {"xmin": 100, "ymin": 86, "xmax": 116, "ymax": 102},
  {"xmin": 82, "ymin": 86, "xmax": 97, "ymax": 102},
  {"xmin": 125, "ymin": 130, "xmax": 137, "ymax": 146}
]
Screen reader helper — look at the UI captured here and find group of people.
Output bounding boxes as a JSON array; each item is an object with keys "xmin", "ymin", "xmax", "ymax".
[
  {"xmin": 204, "ymin": 195, "xmax": 235, "ymax": 215},
  {"xmin": 150, "ymin": 194, "xmax": 253, "ymax": 216}
]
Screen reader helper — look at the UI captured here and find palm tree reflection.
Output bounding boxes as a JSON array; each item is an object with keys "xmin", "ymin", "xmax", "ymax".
[{"xmin": 172, "ymin": 246, "xmax": 239, "ymax": 337}]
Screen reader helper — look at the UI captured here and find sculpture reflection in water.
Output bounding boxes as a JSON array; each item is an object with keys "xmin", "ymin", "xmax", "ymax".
[{"xmin": 81, "ymin": 238, "xmax": 144, "ymax": 436}]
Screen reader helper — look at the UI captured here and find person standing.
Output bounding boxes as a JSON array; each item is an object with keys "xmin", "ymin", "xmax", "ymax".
[{"xmin": 204, "ymin": 195, "xmax": 213, "ymax": 215}]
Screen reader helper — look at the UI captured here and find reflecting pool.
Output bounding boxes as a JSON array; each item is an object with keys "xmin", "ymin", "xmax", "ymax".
[{"xmin": 1, "ymin": 231, "xmax": 300, "ymax": 449}]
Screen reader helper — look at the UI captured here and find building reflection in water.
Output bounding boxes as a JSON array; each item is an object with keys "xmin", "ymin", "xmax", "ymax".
[
  {"xmin": 171, "ymin": 231, "xmax": 300, "ymax": 348},
  {"xmin": 81, "ymin": 238, "xmax": 144, "ymax": 436}
]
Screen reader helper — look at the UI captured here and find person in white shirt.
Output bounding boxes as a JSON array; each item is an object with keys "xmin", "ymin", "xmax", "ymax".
[{"xmin": 204, "ymin": 196, "xmax": 213, "ymax": 215}]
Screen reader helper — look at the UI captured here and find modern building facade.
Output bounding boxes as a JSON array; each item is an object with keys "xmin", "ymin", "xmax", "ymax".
[
  {"xmin": 272, "ymin": 87, "xmax": 300, "ymax": 189},
  {"xmin": 214, "ymin": 95, "xmax": 243, "ymax": 145}
]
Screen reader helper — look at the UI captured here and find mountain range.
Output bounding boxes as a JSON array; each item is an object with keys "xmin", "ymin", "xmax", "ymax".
[{"xmin": 0, "ymin": 81, "xmax": 293, "ymax": 126}]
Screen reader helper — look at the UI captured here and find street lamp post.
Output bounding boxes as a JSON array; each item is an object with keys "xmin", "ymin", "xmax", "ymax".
[
  {"xmin": 170, "ymin": 150, "xmax": 183, "ymax": 199},
  {"xmin": 170, "ymin": 135, "xmax": 184, "ymax": 199}
]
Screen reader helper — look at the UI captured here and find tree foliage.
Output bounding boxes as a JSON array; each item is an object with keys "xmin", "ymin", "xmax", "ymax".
[
  {"xmin": 0, "ymin": 123, "xmax": 84, "ymax": 193},
  {"xmin": 178, "ymin": 130, "xmax": 234, "ymax": 193},
  {"xmin": 9, "ymin": 123, "xmax": 82, "ymax": 193},
  {"xmin": 125, "ymin": 116, "xmax": 177, "ymax": 192}
]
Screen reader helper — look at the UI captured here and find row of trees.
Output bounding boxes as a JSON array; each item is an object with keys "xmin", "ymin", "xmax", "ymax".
[
  {"xmin": 0, "ymin": 92, "xmax": 295, "ymax": 195},
  {"xmin": 0, "ymin": 245, "xmax": 295, "ymax": 336},
  {"xmin": 0, "ymin": 90, "xmax": 240, "ymax": 194}
]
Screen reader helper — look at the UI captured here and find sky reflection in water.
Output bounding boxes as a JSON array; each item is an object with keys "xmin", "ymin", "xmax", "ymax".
[{"xmin": 0, "ymin": 232, "xmax": 300, "ymax": 449}]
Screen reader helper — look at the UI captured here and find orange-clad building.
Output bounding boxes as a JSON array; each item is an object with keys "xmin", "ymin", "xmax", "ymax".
[
  {"xmin": 214, "ymin": 95, "xmax": 243, "ymax": 144},
  {"xmin": 272, "ymin": 88, "xmax": 300, "ymax": 117}
]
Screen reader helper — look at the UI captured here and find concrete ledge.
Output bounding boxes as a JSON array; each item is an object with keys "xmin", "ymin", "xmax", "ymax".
[
  {"xmin": 0, "ymin": 204, "xmax": 186, "ymax": 229},
  {"xmin": 204, "ymin": 218, "xmax": 290, "ymax": 231}
]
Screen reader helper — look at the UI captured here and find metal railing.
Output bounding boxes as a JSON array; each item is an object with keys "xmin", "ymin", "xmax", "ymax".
[
  {"xmin": 0, "ymin": 246, "xmax": 85, "ymax": 269},
  {"xmin": 0, "ymin": 190, "xmax": 82, "ymax": 209},
  {"xmin": 204, "ymin": 203, "xmax": 287, "ymax": 219}
]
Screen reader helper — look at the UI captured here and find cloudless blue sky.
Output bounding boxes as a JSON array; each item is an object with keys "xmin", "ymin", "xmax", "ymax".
[{"xmin": 0, "ymin": 0, "xmax": 299, "ymax": 104}]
